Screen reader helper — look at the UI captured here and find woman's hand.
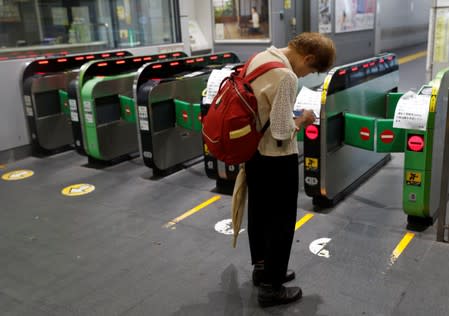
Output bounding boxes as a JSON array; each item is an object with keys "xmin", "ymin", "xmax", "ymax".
[{"xmin": 294, "ymin": 109, "xmax": 316, "ymax": 130}]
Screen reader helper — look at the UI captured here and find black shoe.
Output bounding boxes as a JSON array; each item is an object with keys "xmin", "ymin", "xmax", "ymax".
[
  {"xmin": 258, "ymin": 285, "xmax": 302, "ymax": 307},
  {"xmin": 252, "ymin": 264, "xmax": 296, "ymax": 286}
]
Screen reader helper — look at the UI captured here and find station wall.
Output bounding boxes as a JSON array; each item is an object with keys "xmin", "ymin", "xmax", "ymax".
[{"xmin": 377, "ymin": 0, "xmax": 430, "ymax": 52}]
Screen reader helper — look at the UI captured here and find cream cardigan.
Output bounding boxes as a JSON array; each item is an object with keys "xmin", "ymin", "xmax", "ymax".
[{"xmin": 246, "ymin": 46, "xmax": 299, "ymax": 156}]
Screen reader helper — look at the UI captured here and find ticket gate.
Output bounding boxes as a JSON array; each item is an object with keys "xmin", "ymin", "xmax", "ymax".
[
  {"xmin": 21, "ymin": 51, "xmax": 131, "ymax": 155},
  {"xmin": 134, "ymin": 52, "xmax": 240, "ymax": 177},
  {"xmin": 303, "ymin": 54, "xmax": 399, "ymax": 207},
  {"xmin": 313, "ymin": 64, "xmax": 449, "ymax": 225},
  {"xmin": 76, "ymin": 52, "xmax": 187, "ymax": 163},
  {"xmin": 69, "ymin": 52, "xmax": 186, "ymax": 157},
  {"xmin": 201, "ymin": 72, "xmax": 327, "ymax": 193},
  {"xmin": 401, "ymin": 67, "xmax": 449, "ymax": 225}
]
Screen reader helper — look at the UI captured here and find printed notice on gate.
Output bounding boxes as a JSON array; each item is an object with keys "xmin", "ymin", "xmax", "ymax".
[
  {"xmin": 204, "ymin": 69, "xmax": 233, "ymax": 105},
  {"xmin": 393, "ymin": 91, "xmax": 430, "ymax": 131},
  {"xmin": 294, "ymin": 86, "xmax": 321, "ymax": 125}
]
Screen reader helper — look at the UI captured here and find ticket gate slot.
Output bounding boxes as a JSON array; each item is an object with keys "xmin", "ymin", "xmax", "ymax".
[
  {"xmin": 70, "ymin": 52, "xmax": 187, "ymax": 156},
  {"xmin": 21, "ymin": 51, "xmax": 131, "ymax": 155},
  {"xmin": 303, "ymin": 54, "xmax": 399, "ymax": 207},
  {"xmin": 134, "ymin": 52, "xmax": 240, "ymax": 176}
]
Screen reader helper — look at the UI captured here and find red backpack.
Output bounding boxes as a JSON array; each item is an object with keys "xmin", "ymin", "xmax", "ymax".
[{"xmin": 202, "ymin": 57, "xmax": 285, "ymax": 165}]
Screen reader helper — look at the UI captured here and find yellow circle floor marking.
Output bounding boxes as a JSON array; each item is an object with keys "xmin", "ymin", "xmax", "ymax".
[
  {"xmin": 61, "ymin": 183, "xmax": 95, "ymax": 196},
  {"xmin": 1, "ymin": 169, "xmax": 34, "ymax": 181}
]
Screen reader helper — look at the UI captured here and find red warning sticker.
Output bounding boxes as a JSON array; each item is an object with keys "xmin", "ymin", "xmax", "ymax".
[
  {"xmin": 380, "ymin": 130, "xmax": 395, "ymax": 144},
  {"xmin": 360, "ymin": 127, "xmax": 370, "ymax": 141},
  {"xmin": 305, "ymin": 125, "xmax": 319, "ymax": 140}
]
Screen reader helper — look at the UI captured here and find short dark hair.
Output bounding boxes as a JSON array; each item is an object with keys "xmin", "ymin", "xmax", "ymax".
[{"xmin": 288, "ymin": 32, "xmax": 336, "ymax": 73}]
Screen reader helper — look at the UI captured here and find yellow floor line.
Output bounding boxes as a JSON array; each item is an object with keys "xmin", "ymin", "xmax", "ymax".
[
  {"xmin": 163, "ymin": 195, "xmax": 222, "ymax": 228},
  {"xmin": 398, "ymin": 51, "xmax": 427, "ymax": 65},
  {"xmin": 391, "ymin": 232, "xmax": 415, "ymax": 263},
  {"xmin": 295, "ymin": 213, "xmax": 314, "ymax": 231}
]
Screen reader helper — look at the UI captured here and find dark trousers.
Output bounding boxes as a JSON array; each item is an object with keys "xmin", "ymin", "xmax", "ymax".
[{"xmin": 245, "ymin": 151, "xmax": 299, "ymax": 288}]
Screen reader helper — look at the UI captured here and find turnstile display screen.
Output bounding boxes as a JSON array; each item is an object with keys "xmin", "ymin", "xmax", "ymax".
[
  {"xmin": 34, "ymin": 90, "xmax": 61, "ymax": 117},
  {"xmin": 151, "ymin": 99, "xmax": 176, "ymax": 132},
  {"xmin": 95, "ymin": 95, "xmax": 121, "ymax": 125}
]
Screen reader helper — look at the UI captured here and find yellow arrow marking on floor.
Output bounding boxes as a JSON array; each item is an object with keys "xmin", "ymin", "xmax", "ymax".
[
  {"xmin": 390, "ymin": 232, "xmax": 415, "ymax": 265},
  {"xmin": 295, "ymin": 213, "xmax": 314, "ymax": 231},
  {"xmin": 398, "ymin": 51, "xmax": 427, "ymax": 65},
  {"xmin": 164, "ymin": 195, "xmax": 222, "ymax": 228}
]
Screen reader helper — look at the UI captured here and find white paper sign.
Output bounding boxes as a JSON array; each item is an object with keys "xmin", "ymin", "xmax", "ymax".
[
  {"xmin": 393, "ymin": 91, "xmax": 430, "ymax": 131},
  {"xmin": 294, "ymin": 86, "xmax": 322, "ymax": 124},
  {"xmin": 70, "ymin": 111, "xmax": 79, "ymax": 122},
  {"xmin": 69, "ymin": 99, "xmax": 79, "ymax": 122},
  {"xmin": 139, "ymin": 120, "xmax": 149, "ymax": 131},
  {"xmin": 204, "ymin": 68, "xmax": 233, "ymax": 104},
  {"xmin": 85, "ymin": 113, "xmax": 93, "ymax": 124},
  {"xmin": 83, "ymin": 101, "xmax": 92, "ymax": 112},
  {"xmin": 25, "ymin": 106, "xmax": 34, "ymax": 117},
  {"xmin": 24, "ymin": 95, "xmax": 32, "ymax": 106},
  {"xmin": 138, "ymin": 106, "xmax": 148, "ymax": 119}
]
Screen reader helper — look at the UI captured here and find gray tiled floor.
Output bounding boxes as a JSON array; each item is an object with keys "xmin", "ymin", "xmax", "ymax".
[{"xmin": 1, "ymin": 150, "xmax": 449, "ymax": 316}]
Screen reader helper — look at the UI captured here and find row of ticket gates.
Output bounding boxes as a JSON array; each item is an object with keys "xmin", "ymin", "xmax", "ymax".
[{"xmin": 20, "ymin": 48, "xmax": 449, "ymax": 227}]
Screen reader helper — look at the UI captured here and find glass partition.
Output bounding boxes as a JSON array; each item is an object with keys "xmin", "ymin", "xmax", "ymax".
[
  {"xmin": 212, "ymin": 0, "xmax": 270, "ymax": 42},
  {"xmin": 0, "ymin": 0, "xmax": 180, "ymax": 60}
]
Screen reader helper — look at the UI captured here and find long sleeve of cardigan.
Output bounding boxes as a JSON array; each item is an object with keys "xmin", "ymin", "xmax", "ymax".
[{"xmin": 269, "ymin": 73, "xmax": 298, "ymax": 140}]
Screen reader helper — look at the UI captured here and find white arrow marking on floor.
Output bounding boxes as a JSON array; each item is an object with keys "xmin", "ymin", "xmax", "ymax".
[
  {"xmin": 214, "ymin": 219, "xmax": 245, "ymax": 235},
  {"xmin": 69, "ymin": 184, "xmax": 91, "ymax": 194},
  {"xmin": 309, "ymin": 238, "xmax": 332, "ymax": 258},
  {"xmin": 9, "ymin": 171, "xmax": 29, "ymax": 179}
]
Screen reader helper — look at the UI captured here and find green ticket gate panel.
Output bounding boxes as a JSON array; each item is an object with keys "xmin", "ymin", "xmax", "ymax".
[
  {"xmin": 344, "ymin": 113, "xmax": 376, "ymax": 151},
  {"xmin": 303, "ymin": 53, "xmax": 399, "ymax": 207},
  {"xmin": 402, "ymin": 72, "xmax": 449, "ymax": 223},
  {"xmin": 135, "ymin": 52, "xmax": 240, "ymax": 176},
  {"xmin": 175, "ymin": 99, "xmax": 192, "ymax": 130},
  {"xmin": 403, "ymin": 129, "xmax": 432, "ymax": 218},
  {"xmin": 174, "ymin": 100, "xmax": 202, "ymax": 132},
  {"xmin": 192, "ymin": 103, "xmax": 202, "ymax": 132},
  {"xmin": 71, "ymin": 51, "xmax": 186, "ymax": 157},
  {"xmin": 343, "ymin": 114, "xmax": 405, "ymax": 153},
  {"xmin": 376, "ymin": 119, "xmax": 405, "ymax": 153},
  {"xmin": 21, "ymin": 50, "xmax": 131, "ymax": 155},
  {"xmin": 119, "ymin": 95, "xmax": 137, "ymax": 123},
  {"xmin": 59, "ymin": 90, "xmax": 70, "ymax": 116}
]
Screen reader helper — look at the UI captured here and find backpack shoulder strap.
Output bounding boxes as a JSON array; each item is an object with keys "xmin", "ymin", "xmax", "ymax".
[{"xmin": 245, "ymin": 61, "xmax": 286, "ymax": 82}]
